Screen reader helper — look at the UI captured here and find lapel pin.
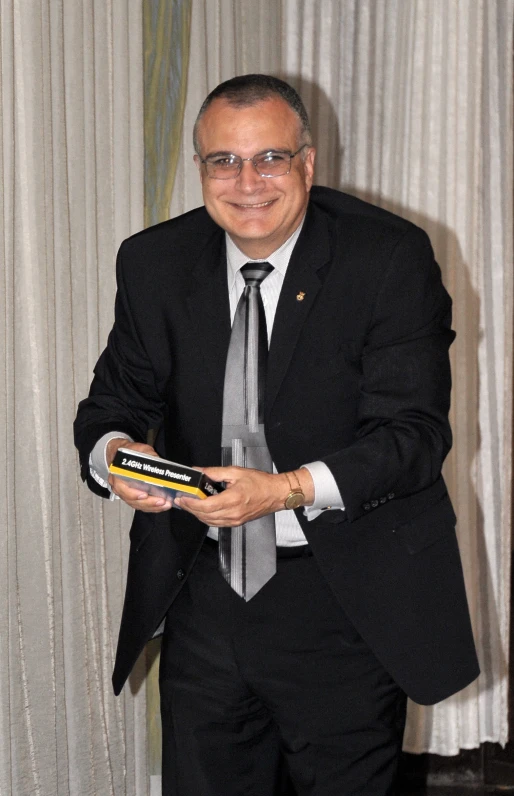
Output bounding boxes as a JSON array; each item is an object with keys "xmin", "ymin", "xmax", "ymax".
[{"xmin": 296, "ymin": 291, "xmax": 306, "ymax": 301}]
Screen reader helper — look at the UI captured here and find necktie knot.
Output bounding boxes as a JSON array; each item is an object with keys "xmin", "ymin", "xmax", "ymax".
[{"xmin": 240, "ymin": 262, "xmax": 274, "ymax": 287}]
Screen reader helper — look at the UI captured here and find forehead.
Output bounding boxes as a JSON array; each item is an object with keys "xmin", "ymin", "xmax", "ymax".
[{"xmin": 196, "ymin": 96, "xmax": 301, "ymax": 155}]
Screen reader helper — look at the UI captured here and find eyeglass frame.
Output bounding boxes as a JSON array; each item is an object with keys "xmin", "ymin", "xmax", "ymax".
[{"xmin": 197, "ymin": 144, "xmax": 309, "ymax": 180}]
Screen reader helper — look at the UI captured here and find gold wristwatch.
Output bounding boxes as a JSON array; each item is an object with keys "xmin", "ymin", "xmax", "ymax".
[{"xmin": 284, "ymin": 470, "xmax": 305, "ymax": 510}]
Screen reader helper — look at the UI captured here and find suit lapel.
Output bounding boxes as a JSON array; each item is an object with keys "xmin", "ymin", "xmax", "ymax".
[
  {"xmin": 186, "ymin": 231, "xmax": 231, "ymax": 399},
  {"xmin": 266, "ymin": 203, "xmax": 332, "ymax": 415}
]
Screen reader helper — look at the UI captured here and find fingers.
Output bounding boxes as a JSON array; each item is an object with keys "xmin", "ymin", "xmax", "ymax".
[
  {"xmin": 176, "ymin": 490, "xmax": 247, "ymax": 526},
  {"xmin": 106, "ymin": 438, "xmax": 160, "ymax": 467},
  {"xmin": 175, "ymin": 467, "xmax": 284, "ymax": 526},
  {"xmin": 199, "ymin": 465, "xmax": 247, "ymax": 484},
  {"xmin": 107, "ymin": 441, "xmax": 173, "ymax": 512},
  {"xmin": 175, "ymin": 466, "xmax": 249, "ymax": 523},
  {"xmin": 108, "ymin": 474, "xmax": 173, "ymax": 513}
]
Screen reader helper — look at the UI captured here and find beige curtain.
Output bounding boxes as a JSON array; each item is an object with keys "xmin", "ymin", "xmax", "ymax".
[
  {"xmin": 2, "ymin": 0, "xmax": 512, "ymax": 791},
  {"xmin": 0, "ymin": 1, "xmax": 146, "ymax": 794},
  {"xmin": 281, "ymin": 0, "xmax": 513, "ymax": 753}
]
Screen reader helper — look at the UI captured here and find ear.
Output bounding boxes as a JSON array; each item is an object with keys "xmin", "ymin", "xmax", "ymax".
[
  {"xmin": 303, "ymin": 147, "xmax": 316, "ymax": 191},
  {"xmin": 193, "ymin": 154, "xmax": 203, "ymax": 181}
]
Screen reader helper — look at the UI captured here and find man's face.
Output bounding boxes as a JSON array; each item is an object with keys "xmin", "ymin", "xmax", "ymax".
[{"xmin": 194, "ymin": 96, "xmax": 316, "ymax": 259}]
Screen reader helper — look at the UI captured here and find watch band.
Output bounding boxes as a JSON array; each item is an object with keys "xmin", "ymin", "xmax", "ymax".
[{"xmin": 284, "ymin": 470, "xmax": 305, "ymax": 510}]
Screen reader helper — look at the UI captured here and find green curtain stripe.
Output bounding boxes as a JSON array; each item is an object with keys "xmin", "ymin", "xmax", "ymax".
[{"xmin": 144, "ymin": 0, "xmax": 193, "ymax": 228}]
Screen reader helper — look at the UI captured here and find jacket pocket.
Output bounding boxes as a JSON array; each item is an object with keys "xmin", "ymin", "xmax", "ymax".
[{"xmin": 394, "ymin": 493, "xmax": 456, "ymax": 554}]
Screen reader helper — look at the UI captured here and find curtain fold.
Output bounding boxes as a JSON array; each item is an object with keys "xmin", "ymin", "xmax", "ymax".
[
  {"xmin": 281, "ymin": 0, "xmax": 512, "ymax": 753},
  {"xmin": 0, "ymin": 1, "xmax": 146, "ymax": 793},
  {"xmin": 144, "ymin": 0, "xmax": 193, "ymax": 227}
]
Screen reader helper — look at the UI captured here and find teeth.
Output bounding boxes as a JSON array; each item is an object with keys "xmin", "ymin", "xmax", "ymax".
[{"xmin": 237, "ymin": 201, "xmax": 273, "ymax": 208}]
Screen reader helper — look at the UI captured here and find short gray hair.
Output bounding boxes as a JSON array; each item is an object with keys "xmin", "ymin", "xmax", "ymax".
[{"xmin": 193, "ymin": 74, "xmax": 312, "ymax": 155}]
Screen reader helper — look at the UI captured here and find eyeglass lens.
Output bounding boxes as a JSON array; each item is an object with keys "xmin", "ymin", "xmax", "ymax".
[{"xmin": 205, "ymin": 151, "xmax": 293, "ymax": 179}]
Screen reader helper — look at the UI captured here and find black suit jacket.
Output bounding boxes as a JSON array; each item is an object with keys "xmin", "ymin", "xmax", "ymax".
[{"xmin": 74, "ymin": 186, "xmax": 479, "ymax": 704}]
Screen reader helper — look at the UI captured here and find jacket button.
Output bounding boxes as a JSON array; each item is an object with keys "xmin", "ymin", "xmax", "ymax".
[
  {"xmin": 387, "ymin": 492, "xmax": 395, "ymax": 500},
  {"xmin": 380, "ymin": 497, "xmax": 387, "ymax": 504},
  {"xmin": 363, "ymin": 502, "xmax": 371, "ymax": 511},
  {"xmin": 371, "ymin": 499, "xmax": 379, "ymax": 508},
  {"xmin": 176, "ymin": 568, "xmax": 185, "ymax": 580}
]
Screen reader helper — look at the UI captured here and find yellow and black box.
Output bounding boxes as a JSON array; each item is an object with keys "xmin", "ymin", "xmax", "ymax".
[{"xmin": 109, "ymin": 447, "xmax": 224, "ymax": 501}]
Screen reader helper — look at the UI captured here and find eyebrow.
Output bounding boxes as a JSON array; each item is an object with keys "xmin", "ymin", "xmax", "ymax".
[{"xmin": 203, "ymin": 151, "xmax": 236, "ymax": 159}]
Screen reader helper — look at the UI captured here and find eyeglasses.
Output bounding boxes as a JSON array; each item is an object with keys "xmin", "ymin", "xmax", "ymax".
[{"xmin": 199, "ymin": 145, "xmax": 308, "ymax": 180}]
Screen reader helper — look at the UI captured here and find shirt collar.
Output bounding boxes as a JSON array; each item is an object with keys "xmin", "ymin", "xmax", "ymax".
[{"xmin": 225, "ymin": 215, "xmax": 306, "ymax": 290}]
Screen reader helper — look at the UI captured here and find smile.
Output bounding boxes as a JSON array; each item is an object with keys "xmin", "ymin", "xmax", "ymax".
[{"xmin": 232, "ymin": 200, "xmax": 275, "ymax": 209}]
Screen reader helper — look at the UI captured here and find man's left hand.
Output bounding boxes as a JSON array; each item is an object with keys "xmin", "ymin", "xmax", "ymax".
[{"xmin": 174, "ymin": 466, "xmax": 314, "ymax": 526}]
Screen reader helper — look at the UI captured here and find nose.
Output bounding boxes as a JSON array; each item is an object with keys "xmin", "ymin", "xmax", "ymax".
[{"xmin": 235, "ymin": 159, "xmax": 265, "ymax": 192}]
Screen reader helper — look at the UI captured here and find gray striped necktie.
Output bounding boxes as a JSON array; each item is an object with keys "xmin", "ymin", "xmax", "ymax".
[{"xmin": 218, "ymin": 262, "xmax": 276, "ymax": 600}]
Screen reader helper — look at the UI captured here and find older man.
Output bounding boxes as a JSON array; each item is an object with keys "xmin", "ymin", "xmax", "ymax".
[{"xmin": 75, "ymin": 74, "xmax": 479, "ymax": 795}]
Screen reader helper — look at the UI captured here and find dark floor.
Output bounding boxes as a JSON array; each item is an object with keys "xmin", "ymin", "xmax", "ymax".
[
  {"xmin": 402, "ymin": 789, "xmax": 514, "ymax": 795},
  {"xmin": 398, "ymin": 744, "xmax": 514, "ymax": 795}
]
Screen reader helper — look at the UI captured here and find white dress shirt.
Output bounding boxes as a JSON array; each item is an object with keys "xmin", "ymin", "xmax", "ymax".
[{"xmin": 89, "ymin": 220, "xmax": 345, "ymax": 545}]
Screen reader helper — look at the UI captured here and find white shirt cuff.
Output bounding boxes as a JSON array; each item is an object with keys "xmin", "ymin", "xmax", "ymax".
[
  {"xmin": 301, "ymin": 460, "xmax": 345, "ymax": 521},
  {"xmin": 89, "ymin": 432, "xmax": 134, "ymax": 500}
]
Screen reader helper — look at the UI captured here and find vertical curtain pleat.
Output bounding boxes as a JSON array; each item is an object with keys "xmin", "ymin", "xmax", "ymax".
[
  {"xmin": 144, "ymin": 0, "xmax": 193, "ymax": 227},
  {"xmin": 0, "ymin": 1, "xmax": 146, "ymax": 793},
  {"xmin": 281, "ymin": 0, "xmax": 512, "ymax": 753}
]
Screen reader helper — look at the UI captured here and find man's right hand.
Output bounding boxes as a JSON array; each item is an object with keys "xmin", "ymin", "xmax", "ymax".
[{"xmin": 106, "ymin": 438, "xmax": 173, "ymax": 512}]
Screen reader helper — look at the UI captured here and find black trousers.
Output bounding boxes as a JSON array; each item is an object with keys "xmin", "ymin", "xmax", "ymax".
[{"xmin": 160, "ymin": 540, "xmax": 407, "ymax": 796}]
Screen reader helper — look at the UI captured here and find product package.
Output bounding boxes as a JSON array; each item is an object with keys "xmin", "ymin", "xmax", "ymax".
[{"xmin": 109, "ymin": 448, "xmax": 224, "ymax": 501}]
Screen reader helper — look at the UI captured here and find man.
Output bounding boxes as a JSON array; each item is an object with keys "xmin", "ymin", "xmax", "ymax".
[{"xmin": 74, "ymin": 74, "xmax": 479, "ymax": 795}]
